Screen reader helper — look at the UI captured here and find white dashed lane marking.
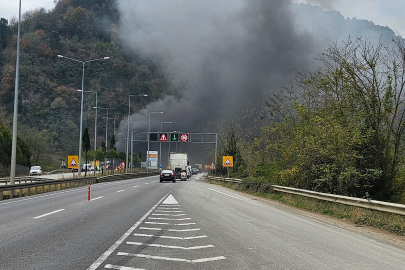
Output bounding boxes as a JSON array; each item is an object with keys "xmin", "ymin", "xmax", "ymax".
[
  {"xmin": 33, "ymin": 209, "xmax": 65, "ymax": 219},
  {"xmin": 90, "ymin": 196, "xmax": 103, "ymax": 201}
]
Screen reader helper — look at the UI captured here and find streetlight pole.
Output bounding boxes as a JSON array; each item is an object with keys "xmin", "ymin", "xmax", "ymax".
[
  {"xmin": 103, "ymin": 117, "xmax": 115, "ymax": 137},
  {"xmin": 78, "ymin": 90, "xmax": 97, "ymax": 175},
  {"xmin": 94, "ymin": 107, "xmax": 108, "ymax": 152},
  {"xmin": 147, "ymin": 112, "xmax": 163, "ymax": 171},
  {"xmin": 10, "ymin": 0, "xmax": 21, "ymax": 185},
  {"xmin": 160, "ymin": 121, "xmax": 172, "ymax": 170},
  {"xmin": 127, "ymin": 94, "xmax": 148, "ymax": 174},
  {"xmin": 58, "ymin": 55, "xmax": 109, "ymax": 177}
]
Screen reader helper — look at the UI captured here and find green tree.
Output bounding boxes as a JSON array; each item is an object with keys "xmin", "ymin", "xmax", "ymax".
[
  {"xmin": 260, "ymin": 36, "xmax": 405, "ymax": 201},
  {"xmin": 82, "ymin": 127, "xmax": 91, "ymax": 176},
  {"xmin": 118, "ymin": 151, "xmax": 126, "ymax": 162},
  {"xmin": 0, "ymin": 120, "xmax": 31, "ymax": 175},
  {"xmin": 110, "ymin": 135, "xmax": 116, "ymax": 151},
  {"xmin": 219, "ymin": 127, "xmax": 246, "ymax": 178},
  {"xmin": 101, "ymin": 141, "xmax": 106, "ymax": 153}
]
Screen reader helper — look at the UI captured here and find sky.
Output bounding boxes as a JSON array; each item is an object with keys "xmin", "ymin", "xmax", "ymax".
[{"xmin": 1, "ymin": 0, "xmax": 405, "ymax": 35}]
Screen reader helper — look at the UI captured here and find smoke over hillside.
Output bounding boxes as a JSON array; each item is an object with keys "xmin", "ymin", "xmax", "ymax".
[{"xmin": 115, "ymin": 0, "xmax": 396, "ymax": 166}]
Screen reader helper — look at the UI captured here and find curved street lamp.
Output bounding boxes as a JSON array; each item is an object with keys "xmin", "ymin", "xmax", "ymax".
[
  {"xmin": 127, "ymin": 94, "xmax": 148, "ymax": 173},
  {"xmin": 58, "ymin": 55, "xmax": 109, "ymax": 177},
  {"xmin": 160, "ymin": 121, "xmax": 173, "ymax": 170},
  {"xmin": 147, "ymin": 112, "xmax": 163, "ymax": 171}
]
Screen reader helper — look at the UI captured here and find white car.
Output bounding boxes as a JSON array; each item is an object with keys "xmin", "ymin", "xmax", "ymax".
[{"xmin": 29, "ymin": 166, "xmax": 42, "ymax": 176}]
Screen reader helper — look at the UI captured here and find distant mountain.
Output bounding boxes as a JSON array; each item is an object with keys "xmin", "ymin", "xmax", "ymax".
[
  {"xmin": 291, "ymin": 3, "xmax": 396, "ymax": 51},
  {"xmin": 0, "ymin": 0, "xmax": 178, "ymax": 168}
]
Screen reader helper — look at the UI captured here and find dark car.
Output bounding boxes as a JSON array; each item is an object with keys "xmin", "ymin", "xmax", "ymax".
[{"xmin": 160, "ymin": 170, "xmax": 176, "ymax": 183}]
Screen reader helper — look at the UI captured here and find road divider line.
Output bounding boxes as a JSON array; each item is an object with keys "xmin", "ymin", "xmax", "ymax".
[
  {"xmin": 116, "ymin": 190, "xmax": 125, "ymax": 193},
  {"xmin": 133, "ymin": 185, "xmax": 139, "ymax": 188},
  {"xmin": 86, "ymin": 193, "xmax": 169, "ymax": 270},
  {"xmin": 33, "ymin": 209, "xmax": 65, "ymax": 219},
  {"xmin": 117, "ymin": 252, "xmax": 226, "ymax": 263},
  {"xmin": 126, "ymin": 242, "xmax": 214, "ymax": 250}
]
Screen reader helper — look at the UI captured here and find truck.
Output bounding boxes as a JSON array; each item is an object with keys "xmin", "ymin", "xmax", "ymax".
[{"xmin": 169, "ymin": 152, "xmax": 188, "ymax": 181}]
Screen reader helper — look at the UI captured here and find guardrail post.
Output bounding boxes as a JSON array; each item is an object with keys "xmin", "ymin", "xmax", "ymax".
[
  {"xmin": 0, "ymin": 191, "xmax": 3, "ymax": 201},
  {"xmin": 35, "ymin": 186, "xmax": 38, "ymax": 195}
]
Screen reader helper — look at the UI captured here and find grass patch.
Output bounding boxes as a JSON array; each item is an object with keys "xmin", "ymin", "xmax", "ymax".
[{"xmin": 207, "ymin": 178, "xmax": 405, "ymax": 236}]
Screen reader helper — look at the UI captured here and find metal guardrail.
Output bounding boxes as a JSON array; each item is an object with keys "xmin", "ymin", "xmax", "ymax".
[
  {"xmin": 0, "ymin": 172, "xmax": 159, "ymax": 201},
  {"xmin": 0, "ymin": 176, "xmax": 51, "ymax": 186},
  {"xmin": 206, "ymin": 175, "xmax": 405, "ymax": 216}
]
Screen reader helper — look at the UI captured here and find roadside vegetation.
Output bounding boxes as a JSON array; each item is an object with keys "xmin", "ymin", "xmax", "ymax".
[{"xmin": 214, "ymin": 36, "xmax": 405, "ymax": 205}]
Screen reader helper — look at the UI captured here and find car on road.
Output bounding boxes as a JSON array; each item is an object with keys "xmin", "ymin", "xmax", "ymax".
[
  {"xmin": 29, "ymin": 166, "xmax": 42, "ymax": 176},
  {"xmin": 82, "ymin": 164, "xmax": 92, "ymax": 171},
  {"xmin": 160, "ymin": 170, "xmax": 176, "ymax": 183}
]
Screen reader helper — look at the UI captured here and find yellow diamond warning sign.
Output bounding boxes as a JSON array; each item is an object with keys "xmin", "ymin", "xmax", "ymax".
[
  {"xmin": 68, "ymin": 155, "xmax": 79, "ymax": 169},
  {"xmin": 222, "ymin": 156, "xmax": 233, "ymax": 167}
]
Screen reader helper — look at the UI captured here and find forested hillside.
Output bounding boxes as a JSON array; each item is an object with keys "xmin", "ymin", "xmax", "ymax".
[
  {"xmin": 0, "ymin": 0, "xmax": 176, "ymax": 170},
  {"xmin": 216, "ymin": 36, "xmax": 405, "ymax": 203}
]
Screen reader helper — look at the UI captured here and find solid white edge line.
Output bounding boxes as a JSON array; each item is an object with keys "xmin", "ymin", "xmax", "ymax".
[
  {"xmin": 33, "ymin": 209, "xmax": 65, "ymax": 219},
  {"xmin": 207, "ymin": 187, "xmax": 261, "ymax": 207},
  {"xmin": 90, "ymin": 196, "xmax": 103, "ymax": 201},
  {"xmin": 86, "ymin": 193, "xmax": 169, "ymax": 270}
]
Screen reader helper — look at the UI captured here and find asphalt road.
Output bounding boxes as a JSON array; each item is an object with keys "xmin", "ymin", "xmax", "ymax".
[{"xmin": 0, "ymin": 174, "xmax": 404, "ymax": 270}]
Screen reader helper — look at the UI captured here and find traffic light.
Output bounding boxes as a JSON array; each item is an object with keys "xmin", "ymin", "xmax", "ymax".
[
  {"xmin": 170, "ymin": 133, "xmax": 179, "ymax": 142},
  {"xmin": 159, "ymin": 133, "xmax": 168, "ymax": 141},
  {"xmin": 180, "ymin": 133, "xmax": 189, "ymax": 142},
  {"xmin": 149, "ymin": 132, "xmax": 158, "ymax": 141}
]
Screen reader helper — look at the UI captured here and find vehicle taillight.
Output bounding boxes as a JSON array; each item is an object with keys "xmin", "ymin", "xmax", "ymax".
[
  {"xmin": 160, "ymin": 173, "xmax": 163, "ymax": 176},
  {"xmin": 171, "ymin": 172, "xmax": 174, "ymax": 176}
]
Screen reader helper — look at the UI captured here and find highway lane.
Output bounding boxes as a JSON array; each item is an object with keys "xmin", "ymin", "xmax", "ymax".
[
  {"xmin": 0, "ymin": 174, "xmax": 404, "ymax": 269},
  {"xmin": 0, "ymin": 175, "xmax": 171, "ymax": 269}
]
